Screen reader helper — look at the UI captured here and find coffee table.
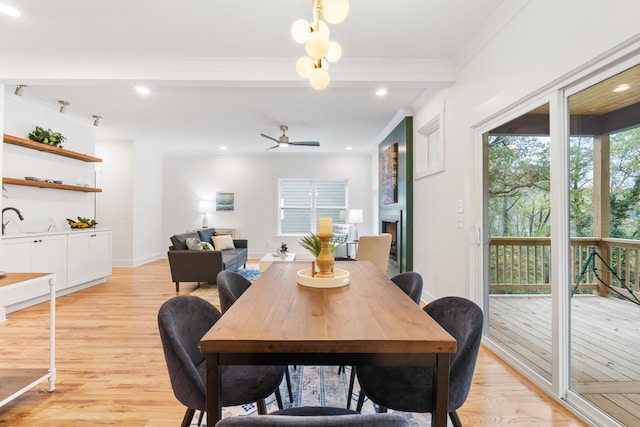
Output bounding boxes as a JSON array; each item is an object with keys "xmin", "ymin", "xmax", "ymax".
[{"xmin": 258, "ymin": 252, "xmax": 296, "ymax": 272}]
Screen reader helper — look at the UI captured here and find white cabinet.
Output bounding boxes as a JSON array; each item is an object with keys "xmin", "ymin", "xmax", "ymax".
[
  {"xmin": 1, "ymin": 234, "xmax": 67, "ymax": 290},
  {"xmin": 67, "ymin": 230, "xmax": 112, "ymax": 287},
  {"xmin": 0, "ymin": 230, "xmax": 111, "ymax": 313}
]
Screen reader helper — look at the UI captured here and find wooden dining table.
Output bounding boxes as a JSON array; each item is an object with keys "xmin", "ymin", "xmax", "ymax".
[{"xmin": 200, "ymin": 261, "xmax": 457, "ymax": 427}]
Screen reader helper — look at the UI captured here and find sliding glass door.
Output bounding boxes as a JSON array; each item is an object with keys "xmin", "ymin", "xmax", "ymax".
[
  {"xmin": 484, "ymin": 103, "xmax": 552, "ymax": 382},
  {"xmin": 567, "ymin": 64, "xmax": 640, "ymax": 427},
  {"xmin": 482, "ymin": 60, "xmax": 640, "ymax": 426}
]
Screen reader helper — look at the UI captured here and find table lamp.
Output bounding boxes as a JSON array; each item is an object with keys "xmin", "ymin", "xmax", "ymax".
[
  {"xmin": 199, "ymin": 200, "xmax": 214, "ymax": 228},
  {"xmin": 348, "ymin": 209, "xmax": 363, "ymax": 241}
]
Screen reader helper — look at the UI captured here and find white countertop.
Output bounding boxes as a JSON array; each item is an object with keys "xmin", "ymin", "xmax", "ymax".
[{"xmin": 2, "ymin": 228, "xmax": 111, "ymax": 239}]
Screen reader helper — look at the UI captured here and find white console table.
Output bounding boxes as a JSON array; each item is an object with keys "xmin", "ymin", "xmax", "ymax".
[{"xmin": 0, "ymin": 273, "xmax": 56, "ymax": 406}]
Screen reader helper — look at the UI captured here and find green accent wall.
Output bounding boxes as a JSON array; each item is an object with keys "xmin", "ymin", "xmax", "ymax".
[{"xmin": 378, "ymin": 117, "xmax": 413, "ymax": 273}]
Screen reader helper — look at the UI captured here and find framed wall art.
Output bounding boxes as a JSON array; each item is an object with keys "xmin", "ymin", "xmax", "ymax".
[
  {"xmin": 216, "ymin": 192, "xmax": 234, "ymax": 211},
  {"xmin": 381, "ymin": 142, "xmax": 398, "ymax": 205}
]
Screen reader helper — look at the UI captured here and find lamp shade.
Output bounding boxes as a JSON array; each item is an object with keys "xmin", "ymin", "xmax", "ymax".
[
  {"xmin": 305, "ymin": 30, "xmax": 330, "ymax": 60},
  {"xmin": 291, "ymin": 19, "xmax": 310, "ymax": 43},
  {"xmin": 296, "ymin": 56, "xmax": 315, "ymax": 78},
  {"xmin": 325, "ymin": 41, "xmax": 342, "ymax": 62},
  {"xmin": 321, "ymin": 0, "xmax": 349, "ymax": 24},
  {"xmin": 349, "ymin": 209, "xmax": 363, "ymax": 224},
  {"xmin": 199, "ymin": 200, "xmax": 214, "ymax": 213},
  {"xmin": 309, "ymin": 68, "xmax": 330, "ymax": 90}
]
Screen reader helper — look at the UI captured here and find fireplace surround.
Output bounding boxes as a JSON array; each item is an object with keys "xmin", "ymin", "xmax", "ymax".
[{"xmin": 378, "ymin": 117, "xmax": 413, "ymax": 274}]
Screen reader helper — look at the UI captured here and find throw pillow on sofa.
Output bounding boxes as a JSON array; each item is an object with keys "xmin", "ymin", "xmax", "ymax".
[
  {"xmin": 212, "ymin": 234, "xmax": 235, "ymax": 251},
  {"xmin": 186, "ymin": 237, "xmax": 213, "ymax": 251}
]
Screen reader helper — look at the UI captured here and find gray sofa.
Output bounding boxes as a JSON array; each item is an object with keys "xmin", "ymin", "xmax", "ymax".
[{"xmin": 168, "ymin": 228, "xmax": 248, "ymax": 292}]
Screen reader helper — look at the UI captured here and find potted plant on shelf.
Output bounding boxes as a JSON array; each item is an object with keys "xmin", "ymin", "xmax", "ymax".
[
  {"xmin": 277, "ymin": 242, "xmax": 288, "ymax": 259},
  {"xmin": 28, "ymin": 126, "xmax": 66, "ymax": 147}
]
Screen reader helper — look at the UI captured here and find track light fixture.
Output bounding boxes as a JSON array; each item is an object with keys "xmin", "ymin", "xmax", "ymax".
[
  {"xmin": 291, "ymin": 0, "xmax": 349, "ymax": 90},
  {"xmin": 92, "ymin": 115, "xmax": 102, "ymax": 127},
  {"xmin": 14, "ymin": 85, "xmax": 27, "ymax": 96},
  {"xmin": 58, "ymin": 100, "xmax": 70, "ymax": 113}
]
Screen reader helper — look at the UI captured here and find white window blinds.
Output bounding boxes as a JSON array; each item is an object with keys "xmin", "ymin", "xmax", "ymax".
[{"xmin": 279, "ymin": 178, "xmax": 347, "ymax": 235}]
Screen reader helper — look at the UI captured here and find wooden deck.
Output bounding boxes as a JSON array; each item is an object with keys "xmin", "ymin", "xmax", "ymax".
[{"xmin": 489, "ymin": 294, "xmax": 640, "ymax": 426}]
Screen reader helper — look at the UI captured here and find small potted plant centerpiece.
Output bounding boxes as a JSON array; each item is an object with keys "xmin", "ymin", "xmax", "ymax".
[
  {"xmin": 278, "ymin": 242, "xmax": 288, "ymax": 259},
  {"xmin": 299, "ymin": 233, "xmax": 342, "ymax": 277}
]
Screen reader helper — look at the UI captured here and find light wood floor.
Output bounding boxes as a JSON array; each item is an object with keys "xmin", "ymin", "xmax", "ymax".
[
  {"xmin": 490, "ymin": 294, "xmax": 640, "ymax": 427},
  {"xmin": 0, "ymin": 260, "xmax": 586, "ymax": 426}
]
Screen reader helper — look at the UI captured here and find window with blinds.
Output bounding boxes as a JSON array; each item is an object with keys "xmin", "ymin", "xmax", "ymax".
[{"xmin": 278, "ymin": 178, "xmax": 348, "ymax": 235}]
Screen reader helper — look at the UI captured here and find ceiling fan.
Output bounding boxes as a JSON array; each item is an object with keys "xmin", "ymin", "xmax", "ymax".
[{"xmin": 260, "ymin": 125, "xmax": 320, "ymax": 150}]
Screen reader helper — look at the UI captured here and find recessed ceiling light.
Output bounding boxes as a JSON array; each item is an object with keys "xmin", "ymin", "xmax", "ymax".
[
  {"xmin": 0, "ymin": 4, "xmax": 21, "ymax": 17},
  {"xmin": 346, "ymin": 146, "xmax": 352, "ymax": 151},
  {"xmin": 220, "ymin": 146, "xmax": 227, "ymax": 151},
  {"xmin": 375, "ymin": 88, "xmax": 388, "ymax": 96},
  {"xmin": 613, "ymin": 84, "xmax": 631, "ymax": 93},
  {"xmin": 135, "ymin": 86, "xmax": 151, "ymax": 95}
]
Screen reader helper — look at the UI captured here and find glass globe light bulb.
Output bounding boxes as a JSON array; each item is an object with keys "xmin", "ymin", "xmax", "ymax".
[
  {"xmin": 305, "ymin": 31, "xmax": 330, "ymax": 60},
  {"xmin": 326, "ymin": 41, "xmax": 342, "ymax": 62},
  {"xmin": 296, "ymin": 56, "xmax": 315, "ymax": 78},
  {"xmin": 312, "ymin": 19, "xmax": 330, "ymax": 37},
  {"xmin": 321, "ymin": 0, "xmax": 349, "ymax": 24},
  {"xmin": 291, "ymin": 19, "xmax": 311, "ymax": 44},
  {"xmin": 309, "ymin": 68, "xmax": 330, "ymax": 90}
]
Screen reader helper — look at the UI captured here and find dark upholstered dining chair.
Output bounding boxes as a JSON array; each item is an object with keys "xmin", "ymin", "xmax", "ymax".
[
  {"xmin": 216, "ymin": 270, "xmax": 294, "ymax": 403},
  {"xmin": 355, "ymin": 296, "xmax": 483, "ymax": 427},
  {"xmin": 158, "ymin": 295, "xmax": 286, "ymax": 427},
  {"xmin": 215, "ymin": 407, "xmax": 410, "ymax": 426},
  {"xmin": 345, "ymin": 271, "xmax": 424, "ymax": 409},
  {"xmin": 217, "ymin": 270, "xmax": 253, "ymax": 313},
  {"xmin": 390, "ymin": 272, "xmax": 423, "ymax": 304}
]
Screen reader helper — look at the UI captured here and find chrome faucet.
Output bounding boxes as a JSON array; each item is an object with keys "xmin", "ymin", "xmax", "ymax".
[{"xmin": 2, "ymin": 207, "xmax": 24, "ymax": 235}]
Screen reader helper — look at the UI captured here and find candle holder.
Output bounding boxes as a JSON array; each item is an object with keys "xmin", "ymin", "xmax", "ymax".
[{"xmin": 315, "ymin": 233, "xmax": 335, "ymax": 278}]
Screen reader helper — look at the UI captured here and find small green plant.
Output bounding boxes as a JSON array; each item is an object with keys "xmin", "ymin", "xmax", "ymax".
[
  {"xmin": 279, "ymin": 242, "xmax": 288, "ymax": 253},
  {"xmin": 28, "ymin": 126, "xmax": 66, "ymax": 147},
  {"xmin": 298, "ymin": 233, "xmax": 340, "ymax": 257}
]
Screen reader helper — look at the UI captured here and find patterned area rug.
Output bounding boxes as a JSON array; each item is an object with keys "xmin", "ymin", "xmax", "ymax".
[
  {"xmin": 192, "ymin": 365, "xmax": 445, "ymax": 426},
  {"xmin": 189, "ymin": 268, "xmax": 261, "ymax": 307}
]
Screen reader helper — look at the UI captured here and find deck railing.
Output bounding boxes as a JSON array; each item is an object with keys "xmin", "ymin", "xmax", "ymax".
[{"xmin": 489, "ymin": 237, "xmax": 640, "ymax": 297}]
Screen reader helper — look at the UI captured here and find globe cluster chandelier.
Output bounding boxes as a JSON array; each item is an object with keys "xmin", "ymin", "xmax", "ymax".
[{"xmin": 291, "ymin": 0, "xmax": 349, "ymax": 90}]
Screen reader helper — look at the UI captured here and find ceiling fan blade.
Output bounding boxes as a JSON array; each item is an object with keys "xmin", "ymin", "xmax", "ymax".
[
  {"xmin": 290, "ymin": 141, "xmax": 320, "ymax": 147},
  {"xmin": 260, "ymin": 133, "xmax": 279, "ymax": 143},
  {"xmin": 265, "ymin": 144, "xmax": 280, "ymax": 150}
]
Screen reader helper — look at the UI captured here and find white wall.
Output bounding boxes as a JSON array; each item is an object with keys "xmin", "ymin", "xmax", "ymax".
[
  {"xmin": 95, "ymin": 139, "xmax": 134, "ymax": 266},
  {"xmin": 163, "ymin": 152, "xmax": 372, "ymax": 259},
  {"xmin": 95, "ymin": 138, "xmax": 163, "ymax": 267},
  {"xmin": 133, "ymin": 141, "xmax": 163, "ymax": 265},
  {"xmin": 412, "ymin": 0, "xmax": 640, "ymax": 300}
]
